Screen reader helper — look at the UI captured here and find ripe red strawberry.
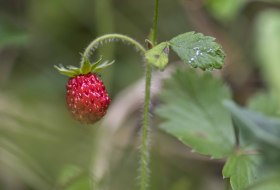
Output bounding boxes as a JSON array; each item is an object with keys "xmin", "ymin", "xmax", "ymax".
[
  {"xmin": 66, "ymin": 73, "xmax": 110, "ymax": 123},
  {"xmin": 55, "ymin": 56, "xmax": 113, "ymax": 124}
]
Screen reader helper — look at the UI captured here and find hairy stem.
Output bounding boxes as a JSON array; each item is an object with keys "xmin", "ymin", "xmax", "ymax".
[
  {"xmin": 83, "ymin": 33, "xmax": 146, "ymax": 60},
  {"xmin": 140, "ymin": 63, "xmax": 152, "ymax": 190},
  {"xmin": 139, "ymin": 0, "xmax": 159, "ymax": 190}
]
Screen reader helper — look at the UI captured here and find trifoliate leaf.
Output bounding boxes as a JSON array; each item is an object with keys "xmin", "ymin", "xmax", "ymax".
[
  {"xmin": 145, "ymin": 42, "xmax": 170, "ymax": 70},
  {"xmin": 156, "ymin": 69, "xmax": 234, "ymax": 158},
  {"xmin": 223, "ymin": 152, "xmax": 260, "ymax": 190},
  {"xmin": 170, "ymin": 32, "xmax": 225, "ymax": 70}
]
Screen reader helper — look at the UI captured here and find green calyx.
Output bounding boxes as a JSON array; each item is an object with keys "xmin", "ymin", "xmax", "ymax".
[{"xmin": 54, "ymin": 55, "xmax": 114, "ymax": 77}]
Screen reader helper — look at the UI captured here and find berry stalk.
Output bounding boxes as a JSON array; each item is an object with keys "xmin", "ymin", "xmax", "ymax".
[{"xmin": 83, "ymin": 34, "xmax": 146, "ymax": 61}]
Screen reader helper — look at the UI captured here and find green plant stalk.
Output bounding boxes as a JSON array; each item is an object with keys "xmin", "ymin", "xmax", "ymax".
[
  {"xmin": 139, "ymin": 0, "xmax": 159, "ymax": 189},
  {"xmin": 140, "ymin": 62, "xmax": 152, "ymax": 190},
  {"xmin": 152, "ymin": 0, "xmax": 159, "ymax": 45}
]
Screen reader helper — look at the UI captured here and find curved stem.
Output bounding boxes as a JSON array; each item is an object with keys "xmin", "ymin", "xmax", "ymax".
[
  {"xmin": 83, "ymin": 33, "xmax": 146, "ymax": 60},
  {"xmin": 139, "ymin": 0, "xmax": 159, "ymax": 190}
]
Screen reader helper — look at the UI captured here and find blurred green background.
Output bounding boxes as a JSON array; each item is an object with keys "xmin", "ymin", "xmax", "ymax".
[{"xmin": 0, "ymin": 0, "xmax": 280, "ymax": 189}]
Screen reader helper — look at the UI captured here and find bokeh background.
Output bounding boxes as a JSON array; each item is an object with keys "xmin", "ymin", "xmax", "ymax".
[{"xmin": 0, "ymin": 0, "xmax": 280, "ymax": 189}]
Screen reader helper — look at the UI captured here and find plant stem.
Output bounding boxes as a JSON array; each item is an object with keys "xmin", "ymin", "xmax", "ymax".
[
  {"xmin": 83, "ymin": 33, "xmax": 146, "ymax": 61},
  {"xmin": 140, "ymin": 62, "xmax": 152, "ymax": 190},
  {"xmin": 139, "ymin": 0, "xmax": 159, "ymax": 190},
  {"xmin": 152, "ymin": 0, "xmax": 159, "ymax": 45}
]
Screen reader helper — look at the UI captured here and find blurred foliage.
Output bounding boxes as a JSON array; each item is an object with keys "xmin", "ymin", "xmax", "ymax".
[
  {"xmin": 255, "ymin": 10, "xmax": 280, "ymax": 106},
  {"xmin": 0, "ymin": 19, "xmax": 29, "ymax": 48},
  {"xmin": 205, "ymin": 0, "xmax": 246, "ymax": 23},
  {"xmin": 0, "ymin": 0, "xmax": 280, "ymax": 190}
]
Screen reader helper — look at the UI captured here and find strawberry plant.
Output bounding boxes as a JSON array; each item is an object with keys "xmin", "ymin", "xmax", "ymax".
[
  {"xmin": 52, "ymin": 0, "xmax": 280, "ymax": 190},
  {"xmin": 2, "ymin": 0, "xmax": 280, "ymax": 190}
]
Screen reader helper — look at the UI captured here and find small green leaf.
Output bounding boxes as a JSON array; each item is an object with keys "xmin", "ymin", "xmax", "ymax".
[
  {"xmin": 54, "ymin": 65, "xmax": 76, "ymax": 77},
  {"xmin": 66, "ymin": 66, "xmax": 81, "ymax": 74},
  {"xmin": 89, "ymin": 56, "xmax": 103, "ymax": 71},
  {"xmin": 145, "ymin": 42, "xmax": 170, "ymax": 70},
  {"xmin": 223, "ymin": 152, "xmax": 260, "ymax": 190},
  {"xmin": 93, "ymin": 60, "xmax": 115, "ymax": 73},
  {"xmin": 156, "ymin": 69, "xmax": 234, "ymax": 158},
  {"xmin": 170, "ymin": 32, "xmax": 225, "ymax": 70},
  {"xmin": 80, "ymin": 57, "xmax": 91, "ymax": 74}
]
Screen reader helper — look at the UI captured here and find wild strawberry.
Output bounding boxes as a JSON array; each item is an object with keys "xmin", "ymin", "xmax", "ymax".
[{"xmin": 55, "ymin": 56, "xmax": 113, "ymax": 124}]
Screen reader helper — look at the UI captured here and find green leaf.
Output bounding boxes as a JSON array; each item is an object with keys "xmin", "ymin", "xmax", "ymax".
[
  {"xmin": 224, "ymin": 101, "xmax": 280, "ymax": 168},
  {"xmin": 145, "ymin": 42, "xmax": 170, "ymax": 70},
  {"xmin": 169, "ymin": 32, "xmax": 225, "ymax": 70},
  {"xmin": 223, "ymin": 152, "xmax": 260, "ymax": 190},
  {"xmin": 224, "ymin": 101, "xmax": 280, "ymax": 150},
  {"xmin": 156, "ymin": 69, "xmax": 234, "ymax": 158}
]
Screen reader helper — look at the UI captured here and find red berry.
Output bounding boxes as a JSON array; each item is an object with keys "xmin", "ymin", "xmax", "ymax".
[{"xmin": 66, "ymin": 73, "xmax": 110, "ymax": 124}]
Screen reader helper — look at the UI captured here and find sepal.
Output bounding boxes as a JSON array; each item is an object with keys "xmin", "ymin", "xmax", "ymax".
[
  {"xmin": 54, "ymin": 55, "xmax": 114, "ymax": 77},
  {"xmin": 54, "ymin": 65, "xmax": 77, "ymax": 77}
]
